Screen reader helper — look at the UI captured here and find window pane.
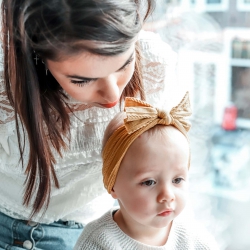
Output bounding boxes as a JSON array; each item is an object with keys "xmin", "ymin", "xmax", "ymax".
[
  {"xmin": 206, "ymin": 0, "xmax": 222, "ymax": 3},
  {"xmin": 232, "ymin": 66, "xmax": 250, "ymax": 119}
]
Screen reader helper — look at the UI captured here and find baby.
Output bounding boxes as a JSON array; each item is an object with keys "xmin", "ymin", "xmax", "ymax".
[{"xmin": 74, "ymin": 93, "xmax": 219, "ymax": 249}]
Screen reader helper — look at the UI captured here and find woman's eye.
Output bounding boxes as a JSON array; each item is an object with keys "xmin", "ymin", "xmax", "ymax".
[
  {"xmin": 141, "ymin": 180, "xmax": 156, "ymax": 186},
  {"xmin": 172, "ymin": 178, "xmax": 184, "ymax": 184},
  {"xmin": 71, "ymin": 79, "xmax": 93, "ymax": 87}
]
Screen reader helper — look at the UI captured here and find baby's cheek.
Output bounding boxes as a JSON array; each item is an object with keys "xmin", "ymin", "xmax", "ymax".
[
  {"xmin": 128, "ymin": 195, "xmax": 151, "ymax": 215},
  {"xmin": 177, "ymin": 191, "xmax": 188, "ymax": 214}
]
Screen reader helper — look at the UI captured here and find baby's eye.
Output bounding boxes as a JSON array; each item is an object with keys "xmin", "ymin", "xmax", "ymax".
[
  {"xmin": 172, "ymin": 178, "xmax": 184, "ymax": 184},
  {"xmin": 141, "ymin": 180, "xmax": 156, "ymax": 186}
]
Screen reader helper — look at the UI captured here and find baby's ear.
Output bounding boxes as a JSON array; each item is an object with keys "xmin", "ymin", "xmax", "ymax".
[{"xmin": 111, "ymin": 187, "xmax": 118, "ymax": 199}]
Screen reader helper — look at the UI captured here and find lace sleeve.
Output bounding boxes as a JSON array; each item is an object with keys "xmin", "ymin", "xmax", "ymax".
[
  {"xmin": 139, "ymin": 31, "xmax": 186, "ymax": 110},
  {"xmin": 0, "ymin": 71, "xmax": 16, "ymax": 154}
]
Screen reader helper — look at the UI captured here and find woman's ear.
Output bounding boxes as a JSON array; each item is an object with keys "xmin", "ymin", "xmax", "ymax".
[{"xmin": 111, "ymin": 187, "xmax": 118, "ymax": 199}]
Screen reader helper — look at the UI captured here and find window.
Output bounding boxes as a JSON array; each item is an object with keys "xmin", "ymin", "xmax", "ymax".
[
  {"xmin": 177, "ymin": 49, "xmax": 223, "ymax": 122},
  {"xmin": 215, "ymin": 28, "xmax": 250, "ymax": 128},
  {"xmin": 232, "ymin": 67, "xmax": 250, "ymax": 120},
  {"xmin": 165, "ymin": 0, "xmax": 181, "ymax": 4},
  {"xmin": 180, "ymin": 0, "xmax": 229, "ymax": 11},
  {"xmin": 207, "ymin": 0, "xmax": 222, "ymax": 3},
  {"xmin": 204, "ymin": 0, "xmax": 229, "ymax": 11},
  {"xmin": 237, "ymin": 0, "xmax": 250, "ymax": 11}
]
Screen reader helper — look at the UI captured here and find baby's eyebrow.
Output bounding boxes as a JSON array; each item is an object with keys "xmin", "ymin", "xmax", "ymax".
[
  {"xmin": 66, "ymin": 52, "xmax": 135, "ymax": 81},
  {"xmin": 174, "ymin": 168, "xmax": 188, "ymax": 176},
  {"xmin": 134, "ymin": 169, "xmax": 156, "ymax": 178}
]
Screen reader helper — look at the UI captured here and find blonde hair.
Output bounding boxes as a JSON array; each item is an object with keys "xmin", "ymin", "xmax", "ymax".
[{"xmin": 102, "ymin": 112, "xmax": 127, "ymax": 150}]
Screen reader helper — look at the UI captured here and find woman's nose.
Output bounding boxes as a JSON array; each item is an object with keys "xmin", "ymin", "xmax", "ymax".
[
  {"xmin": 157, "ymin": 184, "xmax": 175, "ymax": 203},
  {"xmin": 97, "ymin": 76, "xmax": 120, "ymax": 103}
]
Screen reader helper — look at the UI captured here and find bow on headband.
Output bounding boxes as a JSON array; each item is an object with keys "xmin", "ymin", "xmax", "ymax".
[
  {"xmin": 124, "ymin": 91, "xmax": 191, "ymax": 136},
  {"xmin": 102, "ymin": 92, "xmax": 192, "ymax": 193}
]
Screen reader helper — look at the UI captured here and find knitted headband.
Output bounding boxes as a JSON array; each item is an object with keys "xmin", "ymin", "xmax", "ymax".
[{"xmin": 102, "ymin": 92, "xmax": 192, "ymax": 193}]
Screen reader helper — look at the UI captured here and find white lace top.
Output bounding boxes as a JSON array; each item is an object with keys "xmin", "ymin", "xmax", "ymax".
[{"xmin": 0, "ymin": 31, "xmax": 178, "ymax": 224}]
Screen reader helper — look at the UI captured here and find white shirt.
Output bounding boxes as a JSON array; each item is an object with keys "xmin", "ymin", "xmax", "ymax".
[{"xmin": 74, "ymin": 208, "xmax": 220, "ymax": 250}]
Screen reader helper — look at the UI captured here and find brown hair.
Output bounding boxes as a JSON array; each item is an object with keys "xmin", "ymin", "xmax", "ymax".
[{"xmin": 1, "ymin": 0, "xmax": 155, "ymax": 217}]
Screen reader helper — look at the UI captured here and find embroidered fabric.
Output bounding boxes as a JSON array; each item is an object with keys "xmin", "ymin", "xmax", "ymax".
[{"xmin": 0, "ymin": 31, "xmax": 178, "ymax": 224}]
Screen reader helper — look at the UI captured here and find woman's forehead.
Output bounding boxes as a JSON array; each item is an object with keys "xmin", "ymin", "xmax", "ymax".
[{"xmin": 46, "ymin": 44, "xmax": 136, "ymax": 79}]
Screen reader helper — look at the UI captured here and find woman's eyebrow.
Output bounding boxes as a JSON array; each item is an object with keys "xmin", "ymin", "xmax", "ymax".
[
  {"xmin": 66, "ymin": 52, "xmax": 134, "ymax": 80},
  {"xmin": 115, "ymin": 52, "xmax": 134, "ymax": 72}
]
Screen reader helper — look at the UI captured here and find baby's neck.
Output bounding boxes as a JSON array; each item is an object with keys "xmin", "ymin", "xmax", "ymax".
[{"xmin": 113, "ymin": 209, "xmax": 172, "ymax": 246}]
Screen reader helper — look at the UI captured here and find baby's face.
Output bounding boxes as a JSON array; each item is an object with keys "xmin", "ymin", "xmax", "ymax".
[{"xmin": 112, "ymin": 126, "xmax": 189, "ymax": 229}]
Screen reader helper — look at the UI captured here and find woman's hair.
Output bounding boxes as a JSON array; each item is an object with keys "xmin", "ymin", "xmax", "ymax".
[{"xmin": 1, "ymin": 0, "xmax": 155, "ymax": 217}]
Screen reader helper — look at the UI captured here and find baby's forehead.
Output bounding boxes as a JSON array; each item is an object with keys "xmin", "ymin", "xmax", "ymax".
[
  {"xmin": 132, "ymin": 125, "xmax": 190, "ymax": 164},
  {"xmin": 129, "ymin": 125, "xmax": 189, "ymax": 156}
]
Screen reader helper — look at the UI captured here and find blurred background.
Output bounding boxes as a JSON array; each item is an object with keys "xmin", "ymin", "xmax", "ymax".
[{"xmin": 145, "ymin": 0, "xmax": 250, "ymax": 249}]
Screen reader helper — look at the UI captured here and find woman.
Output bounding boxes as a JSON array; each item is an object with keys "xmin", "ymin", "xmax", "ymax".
[{"xmin": 0, "ymin": 0, "xmax": 177, "ymax": 249}]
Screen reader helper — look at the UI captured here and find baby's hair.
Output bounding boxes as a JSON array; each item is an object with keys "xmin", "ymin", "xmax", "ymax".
[
  {"xmin": 102, "ymin": 112, "xmax": 127, "ymax": 150},
  {"xmin": 145, "ymin": 125, "xmax": 187, "ymax": 143}
]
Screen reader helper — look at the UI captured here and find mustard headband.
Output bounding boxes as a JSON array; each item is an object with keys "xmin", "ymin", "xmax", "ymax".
[{"xmin": 102, "ymin": 92, "xmax": 192, "ymax": 193}]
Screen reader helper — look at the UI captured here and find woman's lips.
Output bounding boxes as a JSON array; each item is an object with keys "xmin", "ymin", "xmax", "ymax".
[{"xmin": 100, "ymin": 100, "xmax": 119, "ymax": 108}]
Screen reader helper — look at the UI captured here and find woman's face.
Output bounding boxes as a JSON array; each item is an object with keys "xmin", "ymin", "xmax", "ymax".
[{"xmin": 46, "ymin": 44, "xmax": 136, "ymax": 108}]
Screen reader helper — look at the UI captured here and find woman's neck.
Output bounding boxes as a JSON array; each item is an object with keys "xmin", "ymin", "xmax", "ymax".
[{"xmin": 113, "ymin": 209, "xmax": 172, "ymax": 246}]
